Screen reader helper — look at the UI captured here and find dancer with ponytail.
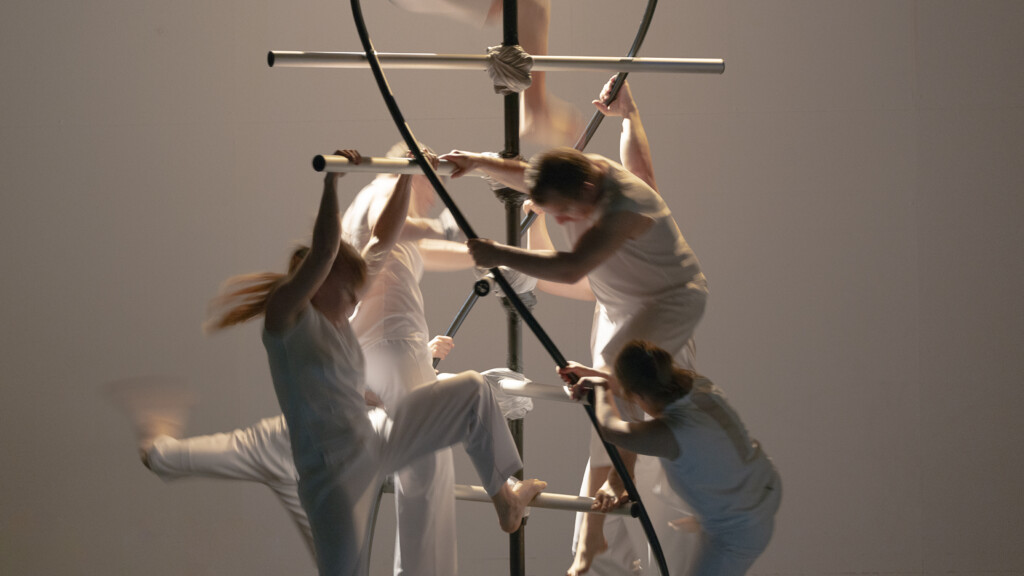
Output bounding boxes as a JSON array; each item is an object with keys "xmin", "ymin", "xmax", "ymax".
[{"xmin": 207, "ymin": 149, "xmax": 545, "ymax": 576}]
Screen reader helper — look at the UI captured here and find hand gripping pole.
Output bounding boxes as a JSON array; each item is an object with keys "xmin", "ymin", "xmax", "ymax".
[{"xmin": 348, "ymin": 1, "xmax": 670, "ymax": 573}]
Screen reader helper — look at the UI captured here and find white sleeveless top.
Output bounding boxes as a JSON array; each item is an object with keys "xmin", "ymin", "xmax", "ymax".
[
  {"xmin": 564, "ymin": 157, "xmax": 706, "ymax": 316},
  {"xmin": 658, "ymin": 378, "xmax": 780, "ymax": 533},
  {"xmin": 342, "ymin": 177, "xmax": 429, "ymax": 347},
  {"xmin": 263, "ymin": 307, "xmax": 374, "ymax": 474}
]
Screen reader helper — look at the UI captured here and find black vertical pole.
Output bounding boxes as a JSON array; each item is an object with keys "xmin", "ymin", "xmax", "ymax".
[{"xmin": 501, "ymin": 2, "xmax": 526, "ymax": 576}]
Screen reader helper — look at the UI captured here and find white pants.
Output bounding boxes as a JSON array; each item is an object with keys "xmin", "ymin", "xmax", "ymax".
[
  {"xmin": 301, "ymin": 371, "xmax": 522, "ymax": 576},
  {"xmin": 363, "ymin": 339, "xmax": 456, "ymax": 576},
  {"xmin": 146, "ymin": 415, "xmax": 314, "ymax": 554},
  {"xmin": 145, "ymin": 368, "xmax": 528, "ymax": 571},
  {"xmin": 150, "ymin": 372, "xmax": 520, "ymax": 576}
]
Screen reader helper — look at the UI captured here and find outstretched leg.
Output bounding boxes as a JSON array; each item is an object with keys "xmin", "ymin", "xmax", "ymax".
[
  {"xmin": 107, "ymin": 380, "xmax": 312, "ymax": 554},
  {"xmin": 104, "ymin": 376, "xmax": 195, "ymax": 462}
]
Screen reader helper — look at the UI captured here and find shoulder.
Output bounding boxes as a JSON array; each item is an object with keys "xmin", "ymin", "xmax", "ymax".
[{"xmin": 264, "ymin": 302, "xmax": 311, "ymax": 338}]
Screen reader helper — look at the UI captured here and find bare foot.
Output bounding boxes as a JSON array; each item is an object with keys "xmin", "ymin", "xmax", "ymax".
[
  {"xmin": 566, "ymin": 514, "xmax": 608, "ymax": 576},
  {"xmin": 522, "ymin": 94, "xmax": 585, "ymax": 147},
  {"xmin": 104, "ymin": 376, "xmax": 195, "ymax": 461},
  {"xmin": 493, "ymin": 478, "xmax": 547, "ymax": 533}
]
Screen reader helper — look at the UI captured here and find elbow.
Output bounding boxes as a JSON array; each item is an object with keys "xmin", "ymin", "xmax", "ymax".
[{"xmin": 555, "ymin": 260, "xmax": 590, "ymax": 284}]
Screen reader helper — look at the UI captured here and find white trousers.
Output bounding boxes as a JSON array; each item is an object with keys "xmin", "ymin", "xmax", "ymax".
[
  {"xmin": 149, "ymin": 372, "xmax": 521, "ymax": 576},
  {"xmin": 363, "ymin": 339, "xmax": 456, "ymax": 576},
  {"xmin": 146, "ymin": 415, "xmax": 314, "ymax": 553},
  {"xmin": 301, "ymin": 371, "xmax": 522, "ymax": 576}
]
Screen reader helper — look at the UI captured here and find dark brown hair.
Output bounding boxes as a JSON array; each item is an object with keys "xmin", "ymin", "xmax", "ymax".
[
  {"xmin": 613, "ymin": 340, "xmax": 695, "ymax": 408},
  {"xmin": 525, "ymin": 147, "xmax": 598, "ymax": 206}
]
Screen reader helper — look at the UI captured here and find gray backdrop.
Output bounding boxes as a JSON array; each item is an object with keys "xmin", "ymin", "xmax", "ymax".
[{"xmin": 1, "ymin": 0, "xmax": 1022, "ymax": 574}]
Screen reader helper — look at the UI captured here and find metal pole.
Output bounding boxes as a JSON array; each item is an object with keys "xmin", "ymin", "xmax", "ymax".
[{"xmin": 269, "ymin": 50, "xmax": 724, "ymax": 74}]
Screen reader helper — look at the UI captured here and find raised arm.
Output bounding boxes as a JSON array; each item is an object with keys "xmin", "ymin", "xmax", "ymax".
[
  {"xmin": 265, "ymin": 151, "xmax": 360, "ymax": 332},
  {"xmin": 440, "ymin": 150, "xmax": 530, "ymax": 193},
  {"xmin": 593, "ymin": 77, "xmax": 657, "ymax": 191},
  {"xmin": 359, "ymin": 178, "xmax": 414, "ymax": 296}
]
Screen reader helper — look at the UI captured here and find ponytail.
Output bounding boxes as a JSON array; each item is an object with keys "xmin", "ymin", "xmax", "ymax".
[{"xmin": 204, "ymin": 246, "xmax": 309, "ymax": 333}]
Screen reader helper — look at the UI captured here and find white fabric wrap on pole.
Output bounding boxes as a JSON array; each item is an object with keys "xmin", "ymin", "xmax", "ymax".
[{"xmin": 271, "ymin": 51, "xmax": 725, "ymax": 74}]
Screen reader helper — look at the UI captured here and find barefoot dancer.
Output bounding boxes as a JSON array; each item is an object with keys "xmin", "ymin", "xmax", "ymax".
[
  {"xmin": 210, "ymin": 149, "xmax": 545, "ymax": 575},
  {"xmin": 564, "ymin": 342, "xmax": 781, "ymax": 576}
]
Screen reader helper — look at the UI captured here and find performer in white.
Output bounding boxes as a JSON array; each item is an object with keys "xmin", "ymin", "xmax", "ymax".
[
  {"xmin": 113, "ymin": 335, "xmax": 456, "ymax": 559},
  {"xmin": 340, "ymin": 142, "xmax": 474, "ymax": 576},
  {"xmin": 442, "ymin": 77, "xmax": 708, "ymax": 575},
  {"xmin": 563, "ymin": 341, "xmax": 782, "ymax": 576},
  {"xmin": 207, "ymin": 149, "xmax": 545, "ymax": 576}
]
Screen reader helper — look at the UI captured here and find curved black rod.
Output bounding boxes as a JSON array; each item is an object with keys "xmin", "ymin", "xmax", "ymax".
[
  {"xmin": 573, "ymin": 0, "xmax": 659, "ymax": 150},
  {"xmin": 349, "ymin": 1, "xmax": 669, "ymax": 574}
]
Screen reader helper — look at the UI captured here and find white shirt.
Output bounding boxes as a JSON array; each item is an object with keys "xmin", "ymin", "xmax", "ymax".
[
  {"xmin": 263, "ymin": 307, "xmax": 373, "ymax": 474},
  {"xmin": 564, "ymin": 156, "xmax": 706, "ymax": 314}
]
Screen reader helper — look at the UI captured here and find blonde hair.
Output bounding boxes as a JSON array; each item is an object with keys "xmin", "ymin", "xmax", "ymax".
[
  {"xmin": 613, "ymin": 340, "xmax": 694, "ymax": 408},
  {"xmin": 204, "ymin": 246, "xmax": 309, "ymax": 332}
]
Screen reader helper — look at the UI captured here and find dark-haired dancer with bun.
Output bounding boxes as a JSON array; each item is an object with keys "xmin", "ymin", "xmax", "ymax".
[{"xmin": 562, "ymin": 340, "xmax": 782, "ymax": 576}]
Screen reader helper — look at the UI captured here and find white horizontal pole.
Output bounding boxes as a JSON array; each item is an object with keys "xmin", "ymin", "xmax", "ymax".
[
  {"xmin": 383, "ymin": 480, "xmax": 634, "ymax": 516},
  {"xmin": 313, "ymin": 155, "xmax": 461, "ymax": 175},
  {"xmin": 271, "ymin": 51, "xmax": 725, "ymax": 75}
]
